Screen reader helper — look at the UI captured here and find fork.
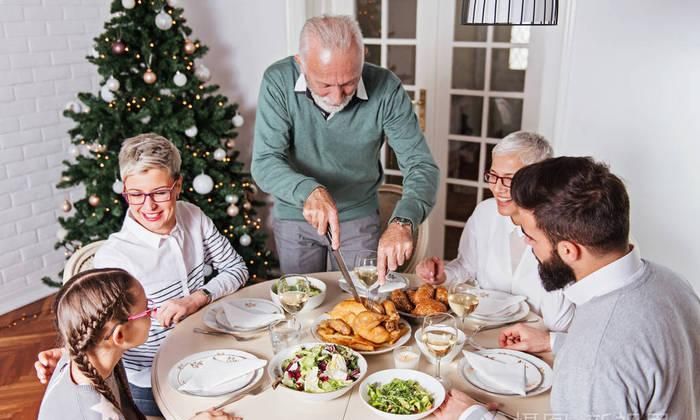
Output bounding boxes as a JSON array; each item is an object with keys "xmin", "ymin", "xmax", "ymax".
[
  {"xmin": 196, "ymin": 383, "xmax": 265, "ymax": 415},
  {"xmin": 192, "ymin": 327, "xmax": 259, "ymax": 341}
]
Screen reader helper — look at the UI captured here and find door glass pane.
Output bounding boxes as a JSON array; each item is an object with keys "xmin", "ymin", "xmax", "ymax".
[
  {"xmin": 452, "ymin": 47, "xmax": 486, "ymax": 90},
  {"xmin": 385, "ymin": 174, "xmax": 403, "ymax": 185},
  {"xmin": 365, "ymin": 44, "xmax": 381, "ymax": 66},
  {"xmin": 385, "ymin": 146, "xmax": 399, "ymax": 171},
  {"xmin": 388, "ymin": 0, "xmax": 416, "ymax": 38},
  {"xmin": 484, "ymin": 143, "xmax": 496, "ymax": 172},
  {"xmin": 483, "ymin": 188, "xmax": 493, "ymax": 200},
  {"xmin": 454, "ymin": 0, "xmax": 487, "ymax": 41},
  {"xmin": 444, "ymin": 225, "xmax": 463, "ymax": 260},
  {"xmin": 487, "ymin": 97, "xmax": 522, "ymax": 138},
  {"xmin": 494, "ymin": 26, "xmax": 531, "ymax": 43},
  {"xmin": 445, "ymin": 184, "xmax": 478, "ymax": 222},
  {"xmin": 447, "ymin": 140, "xmax": 480, "ymax": 181},
  {"xmin": 491, "ymin": 48, "xmax": 527, "ymax": 91},
  {"xmin": 387, "ymin": 45, "xmax": 416, "ymax": 85},
  {"xmin": 356, "ymin": 0, "xmax": 382, "ymax": 38},
  {"xmin": 450, "ymin": 95, "xmax": 483, "ymax": 136}
]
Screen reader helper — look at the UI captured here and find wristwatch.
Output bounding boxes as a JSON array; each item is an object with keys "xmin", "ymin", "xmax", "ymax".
[
  {"xmin": 390, "ymin": 216, "xmax": 414, "ymax": 232},
  {"xmin": 197, "ymin": 288, "xmax": 213, "ymax": 305}
]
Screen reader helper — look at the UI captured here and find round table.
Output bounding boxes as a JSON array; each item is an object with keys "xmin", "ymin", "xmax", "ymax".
[{"xmin": 152, "ymin": 272, "xmax": 553, "ymax": 419}]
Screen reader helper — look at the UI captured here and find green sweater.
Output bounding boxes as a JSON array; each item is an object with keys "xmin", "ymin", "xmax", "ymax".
[{"xmin": 252, "ymin": 56, "xmax": 439, "ymax": 227}]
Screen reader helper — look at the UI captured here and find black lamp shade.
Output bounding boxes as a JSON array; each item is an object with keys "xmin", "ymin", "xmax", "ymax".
[{"xmin": 461, "ymin": 0, "xmax": 559, "ymax": 25}]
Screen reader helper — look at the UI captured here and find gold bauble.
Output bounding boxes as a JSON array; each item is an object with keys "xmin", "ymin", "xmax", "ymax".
[
  {"xmin": 226, "ymin": 204, "xmax": 240, "ymax": 217},
  {"xmin": 225, "ymin": 139, "xmax": 236, "ymax": 149},
  {"xmin": 88, "ymin": 194, "xmax": 101, "ymax": 207},
  {"xmin": 242, "ymin": 201, "xmax": 252, "ymax": 211},
  {"xmin": 184, "ymin": 39, "xmax": 196, "ymax": 54},
  {"xmin": 143, "ymin": 69, "xmax": 157, "ymax": 84}
]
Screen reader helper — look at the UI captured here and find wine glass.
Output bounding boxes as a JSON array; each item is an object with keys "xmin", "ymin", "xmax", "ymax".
[
  {"xmin": 448, "ymin": 282, "xmax": 480, "ymax": 330},
  {"xmin": 276, "ymin": 274, "xmax": 310, "ymax": 322},
  {"xmin": 421, "ymin": 313, "xmax": 458, "ymax": 388},
  {"xmin": 353, "ymin": 250, "xmax": 378, "ymax": 300}
]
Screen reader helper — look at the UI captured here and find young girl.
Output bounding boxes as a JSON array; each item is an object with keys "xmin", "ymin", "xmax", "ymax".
[{"xmin": 38, "ymin": 268, "xmax": 238, "ymax": 420}]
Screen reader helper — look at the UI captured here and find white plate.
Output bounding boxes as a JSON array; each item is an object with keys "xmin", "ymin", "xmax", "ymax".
[
  {"xmin": 310, "ymin": 314, "xmax": 412, "ymax": 355},
  {"xmin": 359, "ymin": 369, "xmax": 446, "ymax": 420},
  {"xmin": 203, "ymin": 298, "xmax": 283, "ymax": 333},
  {"xmin": 270, "ymin": 276, "xmax": 327, "ymax": 313},
  {"xmin": 168, "ymin": 349, "xmax": 264, "ymax": 397},
  {"xmin": 460, "ymin": 349, "xmax": 552, "ymax": 397},
  {"xmin": 468, "ymin": 290, "xmax": 530, "ymax": 325},
  {"xmin": 338, "ymin": 272, "xmax": 408, "ymax": 297}
]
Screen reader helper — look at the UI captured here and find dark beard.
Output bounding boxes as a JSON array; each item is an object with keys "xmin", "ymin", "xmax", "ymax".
[{"xmin": 535, "ymin": 249, "xmax": 577, "ymax": 292}]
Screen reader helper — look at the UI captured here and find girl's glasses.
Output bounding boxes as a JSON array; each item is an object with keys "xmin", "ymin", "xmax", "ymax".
[{"xmin": 104, "ymin": 299, "xmax": 157, "ymax": 341}]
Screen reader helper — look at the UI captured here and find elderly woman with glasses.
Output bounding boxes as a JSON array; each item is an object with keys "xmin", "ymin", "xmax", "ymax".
[
  {"xmin": 36, "ymin": 133, "xmax": 248, "ymax": 416},
  {"xmin": 415, "ymin": 131, "xmax": 574, "ymax": 332}
]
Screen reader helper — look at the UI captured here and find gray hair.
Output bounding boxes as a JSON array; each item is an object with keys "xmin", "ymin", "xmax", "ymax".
[
  {"xmin": 299, "ymin": 15, "xmax": 364, "ymax": 65},
  {"xmin": 492, "ymin": 131, "xmax": 553, "ymax": 165},
  {"xmin": 118, "ymin": 133, "xmax": 181, "ymax": 181}
]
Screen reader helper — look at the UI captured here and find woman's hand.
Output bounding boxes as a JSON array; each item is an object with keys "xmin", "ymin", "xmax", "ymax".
[{"xmin": 415, "ymin": 256, "xmax": 446, "ymax": 285}]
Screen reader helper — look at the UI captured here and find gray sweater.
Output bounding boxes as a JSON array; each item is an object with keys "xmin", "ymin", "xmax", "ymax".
[{"xmin": 551, "ymin": 261, "xmax": 700, "ymax": 419}]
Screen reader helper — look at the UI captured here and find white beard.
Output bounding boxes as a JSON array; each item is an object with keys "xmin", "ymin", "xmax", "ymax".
[{"xmin": 311, "ymin": 90, "xmax": 354, "ymax": 114}]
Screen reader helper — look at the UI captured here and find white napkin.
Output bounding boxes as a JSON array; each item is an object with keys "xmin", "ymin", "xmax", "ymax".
[
  {"xmin": 221, "ymin": 303, "xmax": 284, "ymax": 329},
  {"xmin": 338, "ymin": 272, "xmax": 407, "ymax": 294},
  {"xmin": 462, "ymin": 351, "xmax": 527, "ymax": 396},
  {"xmin": 178, "ymin": 357, "xmax": 267, "ymax": 393},
  {"xmin": 473, "ymin": 294, "xmax": 526, "ymax": 317}
]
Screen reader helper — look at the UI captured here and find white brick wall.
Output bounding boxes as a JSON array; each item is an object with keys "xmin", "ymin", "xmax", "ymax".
[{"xmin": 0, "ymin": 0, "xmax": 111, "ymax": 315}]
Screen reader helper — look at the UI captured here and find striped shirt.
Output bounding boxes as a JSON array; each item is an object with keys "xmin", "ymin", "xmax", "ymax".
[{"xmin": 94, "ymin": 201, "xmax": 248, "ymax": 387}]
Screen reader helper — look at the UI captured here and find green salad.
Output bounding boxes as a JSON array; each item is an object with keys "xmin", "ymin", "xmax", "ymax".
[
  {"xmin": 272, "ymin": 284, "xmax": 322, "ymax": 297},
  {"xmin": 280, "ymin": 344, "xmax": 361, "ymax": 393},
  {"xmin": 367, "ymin": 379, "xmax": 434, "ymax": 415}
]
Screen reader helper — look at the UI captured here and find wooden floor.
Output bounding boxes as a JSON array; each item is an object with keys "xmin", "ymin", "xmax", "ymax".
[{"xmin": 0, "ymin": 294, "xmax": 59, "ymax": 420}]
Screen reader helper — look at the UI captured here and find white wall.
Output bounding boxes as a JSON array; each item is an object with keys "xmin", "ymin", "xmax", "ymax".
[{"xmin": 540, "ymin": 0, "xmax": 700, "ymax": 292}]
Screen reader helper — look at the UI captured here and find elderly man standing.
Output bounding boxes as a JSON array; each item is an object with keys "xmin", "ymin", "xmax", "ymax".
[{"xmin": 252, "ymin": 15, "xmax": 439, "ymax": 282}]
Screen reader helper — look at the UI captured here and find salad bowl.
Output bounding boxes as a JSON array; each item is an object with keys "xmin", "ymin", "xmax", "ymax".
[
  {"xmin": 269, "ymin": 276, "xmax": 327, "ymax": 313},
  {"xmin": 360, "ymin": 369, "xmax": 446, "ymax": 419},
  {"xmin": 267, "ymin": 342, "xmax": 368, "ymax": 401}
]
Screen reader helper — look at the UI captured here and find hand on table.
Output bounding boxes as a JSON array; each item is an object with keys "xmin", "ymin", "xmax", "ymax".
[
  {"xmin": 35, "ymin": 347, "xmax": 64, "ymax": 384},
  {"xmin": 157, "ymin": 292, "xmax": 209, "ymax": 328},
  {"xmin": 303, "ymin": 187, "xmax": 340, "ymax": 249},
  {"xmin": 499, "ymin": 323, "xmax": 551, "ymax": 353},
  {"xmin": 190, "ymin": 408, "xmax": 241, "ymax": 420},
  {"xmin": 415, "ymin": 256, "xmax": 446, "ymax": 285},
  {"xmin": 434, "ymin": 389, "xmax": 482, "ymax": 420},
  {"xmin": 377, "ymin": 222, "xmax": 413, "ymax": 284}
]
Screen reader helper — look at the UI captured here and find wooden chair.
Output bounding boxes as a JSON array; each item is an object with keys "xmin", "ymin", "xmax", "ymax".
[
  {"xmin": 61, "ymin": 240, "xmax": 106, "ymax": 284},
  {"xmin": 377, "ymin": 184, "xmax": 429, "ymax": 273}
]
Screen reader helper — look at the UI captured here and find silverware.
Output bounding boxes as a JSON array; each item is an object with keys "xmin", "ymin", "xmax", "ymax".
[
  {"xmin": 325, "ymin": 231, "xmax": 376, "ymax": 312},
  {"xmin": 475, "ymin": 318, "xmax": 539, "ymax": 332},
  {"xmin": 472, "ymin": 397, "xmax": 519, "ymax": 420},
  {"xmin": 198, "ymin": 383, "xmax": 265, "ymax": 414},
  {"xmin": 192, "ymin": 327, "xmax": 258, "ymax": 341}
]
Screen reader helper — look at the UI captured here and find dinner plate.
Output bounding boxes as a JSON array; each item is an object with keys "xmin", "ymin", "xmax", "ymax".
[
  {"xmin": 310, "ymin": 314, "xmax": 412, "ymax": 355},
  {"xmin": 459, "ymin": 349, "xmax": 552, "ymax": 397},
  {"xmin": 337, "ymin": 272, "xmax": 409, "ymax": 297},
  {"xmin": 468, "ymin": 289, "xmax": 530, "ymax": 325},
  {"xmin": 168, "ymin": 349, "xmax": 264, "ymax": 397},
  {"xmin": 203, "ymin": 298, "xmax": 283, "ymax": 333}
]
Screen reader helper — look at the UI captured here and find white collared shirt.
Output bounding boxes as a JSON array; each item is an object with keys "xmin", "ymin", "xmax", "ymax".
[
  {"xmin": 443, "ymin": 198, "xmax": 574, "ymax": 331},
  {"xmin": 294, "ymin": 73, "xmax": 369, "ymax": 120},
  {"xmin": 94, "ymin": 201, "xmax": 248, "ymax": 387}
]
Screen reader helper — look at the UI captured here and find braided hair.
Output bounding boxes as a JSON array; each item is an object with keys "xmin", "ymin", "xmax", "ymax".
[{"xmin": 54, "ymin": 268, "xmax": 145, "ymax": 419}]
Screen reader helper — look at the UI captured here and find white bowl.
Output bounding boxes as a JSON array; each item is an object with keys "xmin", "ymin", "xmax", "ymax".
[
  {"xmin": 414, "ymin": 326, "xmax": 466, "ymax": 364},
  {"xmin": 359, "ymin": 369, "xmax": 446, "ymax": 419},
  {"xmin": 269, "ymin": 276, "xmax": 327, "ymax": 313},
  {"xmin": 267, "ymin": 342, "xmax": 367, "ymax": 401}
]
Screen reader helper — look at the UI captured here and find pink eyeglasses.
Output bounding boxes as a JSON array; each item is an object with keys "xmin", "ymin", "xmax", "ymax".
[{"xmin": 104, "ymin": 299, "xmax": 158, "ymax": 341}]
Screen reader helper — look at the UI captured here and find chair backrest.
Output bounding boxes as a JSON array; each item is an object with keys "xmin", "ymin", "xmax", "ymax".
[
  {"xmin": 377, "ymin": 184, "xmax": 429, "ymax": 273},
  {"xmin": 61, "ymin": 240, "xmax": 106, "ymax": 284}
]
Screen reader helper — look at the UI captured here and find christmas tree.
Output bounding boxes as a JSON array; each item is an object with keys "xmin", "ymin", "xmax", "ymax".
[{"xmin": 44, "ymin": 0, "xmax": 276, "ymax": 286}]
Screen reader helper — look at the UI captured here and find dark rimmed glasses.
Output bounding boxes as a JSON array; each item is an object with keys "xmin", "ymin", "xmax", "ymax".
[
  {"xmin": 484, "ymin": 171, "xmax": 513, "ymax": 188},
  {"xmin": 121, "ymin": 182, "xmax": 177, "ymax": 205},
  {"xmin": 103, "ymin": 299, "xmax": 158, "ymax": 341}
]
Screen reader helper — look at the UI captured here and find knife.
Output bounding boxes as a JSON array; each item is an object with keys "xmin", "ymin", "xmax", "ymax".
[{"xmin": 325, "ymin": 231, "xmax": 363, "ymax": 305}]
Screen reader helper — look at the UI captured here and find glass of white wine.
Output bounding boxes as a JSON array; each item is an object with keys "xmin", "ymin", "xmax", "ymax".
[
  {"xmin": 448, "ymin": 282, "xmax": 480, "ymax": 329},
  {"xmin": 276, "ymin": 274, "xmax": 311, "ymax": 322},
  {"xmin": 354, "ymin": 250, "xmax": 378, "ymax": 300},
  {"xmin": 421, "ymin": 313, "xmax": 458, "ymax": 388}
]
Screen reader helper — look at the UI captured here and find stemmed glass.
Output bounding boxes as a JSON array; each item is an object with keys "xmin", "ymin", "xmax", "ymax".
[
  {"xmin": 275, "ymin": 274, "xmax": 310, "ymax": 323},
  {"xmin": 448, "ymin": 283, "xmax": 480, "ymax": 329},
  {"xmin": 353, "ymin": 250, "xmax": 378, "ymax": 301},
  {"xmin": 421, "ymin": 313, "xmax": 458, "ymax": 388}
]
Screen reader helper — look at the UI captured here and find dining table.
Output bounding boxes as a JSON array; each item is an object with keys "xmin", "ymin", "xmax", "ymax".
[{"xmin": 152, "ymin": 272, "xmax": 554, "ymax": 420}]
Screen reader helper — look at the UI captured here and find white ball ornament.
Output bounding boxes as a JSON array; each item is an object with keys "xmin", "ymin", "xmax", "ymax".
[
  {"xmin": 140, "ymin": 115, "xmax": 151, "ymax": 124},
  {"xmin": 232, "ymin": 114, "xmax": 244, "ymax": 127},
  {"xmin": 225, "ymin": 194, "xmax": 238, "ymax": 204},
  {"xmin": 173, "ymin": 71, "xmax": 187, "ymax": 87},
  {"xmin": 226, "ymin": 204, "xmax": 239, "ymax": 217},
  {"xmin": 193, "ymin": 173, "xmax": 214, "ymax": 195},
  {"xmin": 112, "ymin": 180, "xmax": 124, "ymax": 194},
  {"xmin": 239, "ymin": 234, "xmax": 252, "ymax": 247},
  {"xmin": 56, "ymin": 227, "xmax": 68, "ymax": 241},
  {"xmin": 194, "ymin": 65, "xmax": 211, "ymax": 82},
  {"xmin": 213, "ymin": 148, "xmax": 226, "ymax": 161},
  {"xmin": 69, "ymin": 146, "xmax": 81, "ymax": 157},
  {"xmin": 100, "ymin": 86, "xmax": 115, "ymax": 102},
  {"xmin": 166, "ymin": 0, "xmax": 180, "ymax": 7},
  {"xmin": 106, "ymin": 76, "xmax": 120, "ymax": 91},
  {"xmin": 184, "ymin": 125, "xmax": 198, "ymax": 138},
  {"xmin": 155, "ymin": 11, "xmax": 173, "ymax": 30},
  {"xmin": 65, "ymin": 101, "xmax": 82, "ymax": 113},
  {"xmin": 121, "ymin": 0, "xmax": 135, "ymax": 9}
]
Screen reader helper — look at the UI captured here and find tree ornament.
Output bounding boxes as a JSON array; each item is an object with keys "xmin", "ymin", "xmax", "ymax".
[
  {"xmin": 243, "ymin": 201, "xmax": 252, "ymax": 211},
  {"xmin": 65, "ymin": 101, "xmax": 82, "ymax": 113},
  {"xmin": 112, "ymin": 179, "xmax": 124, "ymax": 194},
  {"xmin": 173, "ymin": 71, "xmax": 187, "ymax": 87},
  {"xmin": 56, "ymin": 227, "xmax": 68, "ymax": 241},
  {"xmin": 225, "ymin": 139, "xmax": 236, "ymax": 149},
  {"xmin": 203, "ymin": 264, "xmax": 213, "ymax": 276},
  {"xmin": 226, "ymin": 204, "xmax": 239, "ymax": 217},
  {"xmin": 239, "ymin": 233, "xmax": 252, "ymax": 247},
  {"xmin": 155, "ymin": 11, "xmax": 173, "ymax": 30},
  {"xmin": 193, "ymin": 173, "xmax": 214, "ymax": 194},
  {"xmin": 225, "ymin": 194, "xmax": 238, "ymax": 204},
  {"xmin": 167, "ymin": 0, "xmax": 180, "ymax": 7},
  {"xmin": 100, "ymin": 85, "xmax": 115, "ymax": 102},
  {"xmin": 82, "ymin": 105, "xmax": 90, "ymax": 113},
  {"xmin": 61, "ymin": 200, "xmax": 72, "ymax": 212},
  {"xmin": 88, "ymin": 194, "xmax": 101, "ymax": 207},
  {"xmin": 111, "ymin": 40, "xmax": 126, "ymax": 55},
  {"xmin": 121, "ymin": 0, "xmax": 135, "ymax": 9},
  {"xmin": 143, "ymin": 69, "xmax": 157, "ymax": 84},
  {"xmin": 213, "ymin": 148, "xmax": 226, "ymax": 161},
  {"xmin": 232, "ymin": 113, "xmax": 244, "ymax": 127},
  {"xmin": 184, "ymin": 125, "xmax": 198, "ymax": 138},
  {"xmin": 106, "ymin": 76, "xmax": 120, "ymax": 91},
  {"xmin": 194, "ymin": 65, "xmax": 211, "ymax": 82},
  {"xmin": 249, "ymin": 184, "xmax": 258, "ymax": 194},
  {"xmin": 184, "ymin": 39, "xmax": 196, "ymax": 55},
  {"xmin": 69, "ymin": 146, "xmax": 81, "ymax": 157},
  {"xmin": 61, "ymin": 175, "xmax": 71, "ymax": 182},
  {"xmin": 159, "ymin": 88, "xmax": 173, "ymax": 96},
  {"xmin": 140, "ymin": 115, "xmax": 151, "ymax": 124},
  {"xmin": 90, "ymin": 48, "xmax": 99, "ymax": 58}
]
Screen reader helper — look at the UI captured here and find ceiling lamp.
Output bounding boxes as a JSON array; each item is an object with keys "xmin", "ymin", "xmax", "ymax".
[{"xmin": 461, "ymin": 0, "xmax": 559, "ymax": 25}]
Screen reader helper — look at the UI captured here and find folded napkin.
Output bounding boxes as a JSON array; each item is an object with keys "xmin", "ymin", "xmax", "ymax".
[
  {"xmin": 473, "ymin": 294, "xmax": 526, "ymax": 317},
  {"xmin": 221, "ymin": 303, "xmax": 284, "ymax": 329},
  {"xmin": 462, "ymin": 351, "xmax": 526, "ymax": 396},
  {"xmin": 338, "ymin": 272, "xmax": 407, "ymax": 294},
  {"xmin": 179, "ymin": 357, "xmax": 267, "ymax": 393}
]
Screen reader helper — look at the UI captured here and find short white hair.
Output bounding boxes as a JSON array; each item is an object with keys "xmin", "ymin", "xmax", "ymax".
[
  {"xmin": 299, "ymin": 15, "xmax": 364, "ymax": 65},
  {"xmin": 118, "ymin": 133, "xmax": 181, "ymax": 181},
  {"xmin": 492, "ymin": 131, "xmax": 553, "ymax": 165}
]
